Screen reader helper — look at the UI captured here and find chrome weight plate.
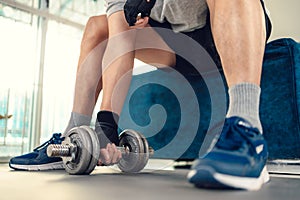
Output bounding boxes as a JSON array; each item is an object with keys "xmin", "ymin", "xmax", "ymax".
[
  {"xmin": 80, "ymin": 126, "xmax": 100, "ymax": 175},
  {"xmin": 63, "ymin": 127, "xmax": 93, "ymax": 175},
  {"xmin": 117, "ymin": 129, "xmax": 149, "ymax": 173}
]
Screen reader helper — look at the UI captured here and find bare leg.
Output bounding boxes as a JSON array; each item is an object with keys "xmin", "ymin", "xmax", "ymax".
[
  {"xmin": 207, "ymin": 0, "xmax": 266, "ymax": 87},
  {"xmin": 63, "ymin": 16, "xmax": 111, "ymax": 136},
  {"xmin": 187, "ymin": 1, "xmax": 269, "ymax": 190},
  {"xmin": 101, "ymin": 12, "xmax": 175, "ymax": 115},
  {"xmin": 100, "ymin": 13, "xmax": 135, "ymax": 115},
  {"xmin": 207, "ymin": 0, "xmax": 266, "ymax": 131},
  {"xmin": 73, "ymin": 16, "xmax": 108, "ymax": 116},
  {"xmin": 74, "ymin": 15, "xmax": 175, "ymax": 116},
  {"xmin": 69, "ymin": 14, "xmax": 174, "ymax": 129}
]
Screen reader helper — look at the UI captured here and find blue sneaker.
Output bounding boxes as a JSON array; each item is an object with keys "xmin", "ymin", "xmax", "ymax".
[
  {"xmin": 187, "ymin": 117, "xmax": 270, "ymax": 190},
  {"xmin": 9, "ymin": 133, "xmax": 64, "ymax": 171}
]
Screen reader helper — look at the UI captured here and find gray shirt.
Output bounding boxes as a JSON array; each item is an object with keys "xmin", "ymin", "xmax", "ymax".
[{"xmin": 104, "ymin": 0, "xmax": 208, "ymax": 33}]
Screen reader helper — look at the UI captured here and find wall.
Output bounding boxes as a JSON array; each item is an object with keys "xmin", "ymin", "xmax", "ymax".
[{"xmin": 265, "ymin": 0, "xmax": 300, "ymax": 42}]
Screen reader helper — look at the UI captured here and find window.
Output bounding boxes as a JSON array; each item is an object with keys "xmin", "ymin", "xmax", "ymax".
[{"xmin": 0, "ymin": 0, "xmax": 104, "ymax": 160}]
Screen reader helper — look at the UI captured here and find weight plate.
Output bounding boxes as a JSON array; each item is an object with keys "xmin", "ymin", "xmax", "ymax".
[
  {"xmin": 80, "ymin": 126, "xmax": 100, "ymax": 175},
  {"xmin": 63, "ymin": 127, "xmax": 93, "ymax": 175},
  {"xmin": 117, "ymin": 129, "xmax": 149, "ymax": 173}
]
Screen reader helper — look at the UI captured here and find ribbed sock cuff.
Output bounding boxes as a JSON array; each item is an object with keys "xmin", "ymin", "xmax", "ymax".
[
  {"xmin": 226, "ymin": 82, "xmax": 262, "ymax": 132},
  {"xmin": 63, "ymin": 112, "xmax": 92, "ymax": 136}
]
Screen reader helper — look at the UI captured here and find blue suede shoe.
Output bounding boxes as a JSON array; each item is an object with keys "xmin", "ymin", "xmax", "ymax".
[
  {"xmin": 187, "ymin": 117, "xmax": 270, "ymax": 191},
  {"xmin": 9, "ymin": 133, "xmax": 64, "ymax": 171}
]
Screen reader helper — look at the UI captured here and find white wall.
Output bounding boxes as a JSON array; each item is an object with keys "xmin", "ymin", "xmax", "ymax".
[{"xmin": 265, "ymin": 0, "xmax": 300, "ymax": 42}]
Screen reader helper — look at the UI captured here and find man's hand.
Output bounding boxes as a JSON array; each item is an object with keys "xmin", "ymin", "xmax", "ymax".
[
  {"xmin": 130, "ymin": 16, "xmax": 149, "ymax": 29},
  {"xmin": 98, "ymin": 143, "xmax": 122, "ymax": 166},
  {"xmin": 124, "ymin": 0, "xmax": 156, "ymax": 26}
]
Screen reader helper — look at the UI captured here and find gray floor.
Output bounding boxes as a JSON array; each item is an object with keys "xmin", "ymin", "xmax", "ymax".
[{"xmin": 1, "ymin": 160, "xmax": 300, "ymax": 200}]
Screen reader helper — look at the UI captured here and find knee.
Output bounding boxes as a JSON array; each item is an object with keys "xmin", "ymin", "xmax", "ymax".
[
  {"xmin": 82, "ymin": 16, "xmax": 108, "ymax": 47},
  {"xmin": 207, "ymin": 0, "xmax": 260, "ymax": 9}
]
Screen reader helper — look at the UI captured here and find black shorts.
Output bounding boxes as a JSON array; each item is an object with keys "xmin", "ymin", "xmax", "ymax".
[{"xmin": 148, "ymin": 0, "xmax": 272, "ymax": 75}]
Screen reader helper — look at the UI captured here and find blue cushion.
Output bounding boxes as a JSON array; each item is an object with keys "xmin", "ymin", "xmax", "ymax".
[
  {"xmin": 261, "ymin": 38, "xmax": 300, "ymax": 159},
  {"xmin": 119, "ymin": 38, "xmax": 300, "ymax": 160}
]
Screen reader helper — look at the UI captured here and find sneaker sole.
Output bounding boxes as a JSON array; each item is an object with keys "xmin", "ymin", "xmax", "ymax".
[
  {"xmin": 9, "ymin": 161, "xmax": 64, "ymax": 171},
  {"xmin": 187, "ymin": 166, "xmax": 270, "ymax": 191}
]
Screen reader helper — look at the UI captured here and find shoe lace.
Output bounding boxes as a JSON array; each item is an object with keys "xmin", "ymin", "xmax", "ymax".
[
  {"xmin": 216, "ymin": 119, "xmax": 259, "ymax": 151},
  {"xmin": 34, "ymin": 133, "xmax": 64, "ymax": 152}
]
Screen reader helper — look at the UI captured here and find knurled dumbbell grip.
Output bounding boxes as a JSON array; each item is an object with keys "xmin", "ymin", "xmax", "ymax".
[
  {"xmin": 47, "ymin": 144, "xmax": 73, "ymax": 157},
  {"xmin": 47, "ymin": 144, "xmax": 153, "ymax": 158}
]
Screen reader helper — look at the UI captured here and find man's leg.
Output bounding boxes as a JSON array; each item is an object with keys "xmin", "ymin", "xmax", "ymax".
[
  {"xmin": 188, "ymin": 0, "xmax": 269, "ymax": 190},
  {"xmin": 207, "ymin": 0, "xmax": 266, "ymax": 131},
  {"xmin": 64, "ymin": 16, "xmax": 109, "ymax": 135},
  {"xmin": 70, "ymin": 15, "xmax": 175, "ymax": 141},
  {"xmin": 96, "ymin": 12, "xmax": 176, "ymax": 165}
]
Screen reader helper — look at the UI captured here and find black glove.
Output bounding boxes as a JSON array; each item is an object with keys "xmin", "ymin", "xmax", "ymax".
[
  {"xmin": 95, "ymin": 111, "xmax": 120, "ymax": 148},
  {"xmin": 124, "ymin": 0, "xmax": 156, "ymax": 26},
  {"xmin": 95, "ymin": 121, "xmax": 119, "ymax": 148}
]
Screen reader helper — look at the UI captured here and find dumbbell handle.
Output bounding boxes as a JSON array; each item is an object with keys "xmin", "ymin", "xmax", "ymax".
[{"xmin": 47, "ymin": 144, "xmax": 154, "ymax": 158}]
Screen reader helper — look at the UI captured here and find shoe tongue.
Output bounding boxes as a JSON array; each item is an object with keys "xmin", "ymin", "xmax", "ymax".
[
  {"xmin": 216, "ymin": 118, "xmax": 247, "ymax": 150},
  {"xmin": 52, "ymin": 133, "xmax": 62, "ymax": 142},
  {"xmin": 34, "ymin": 133, "xmax": 62, "ymax": 152},
  {"xmin": 236, "ymin": 119, "xmax": 252, "ymax": 129}
]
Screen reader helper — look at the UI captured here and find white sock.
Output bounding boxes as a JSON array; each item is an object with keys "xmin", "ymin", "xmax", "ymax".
[
  {"xmin": 226, "ymin": 82, "xmax": 262, "ymax": 133},
  {"xmin": 63, "ymin": 112, "xmax": 91, "ymax": 136}
]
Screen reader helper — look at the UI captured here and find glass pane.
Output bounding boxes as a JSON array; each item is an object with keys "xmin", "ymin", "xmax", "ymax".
[
  {"xmin": 0, "ymin": 3, "xmax": 34, "ymax": 25},
  {"xmin": 40, "ymin": 20, "xmax": 82, "ymax": 142},
  {"xmin": 14, "ymin": 0, "xmax": 34, "ymax": 7},
  {"xmin": 0, "ymin": 14, "xmax": 37, "ymax": 157},
  {"xmin": 49, "ymin": 0, "xmax": 105, "ymax": 24}
]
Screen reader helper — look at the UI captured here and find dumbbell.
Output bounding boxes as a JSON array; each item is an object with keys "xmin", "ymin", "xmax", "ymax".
[{"xmin": 46, "ymin": 126, "xmax": 153, "ymax": 175}]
